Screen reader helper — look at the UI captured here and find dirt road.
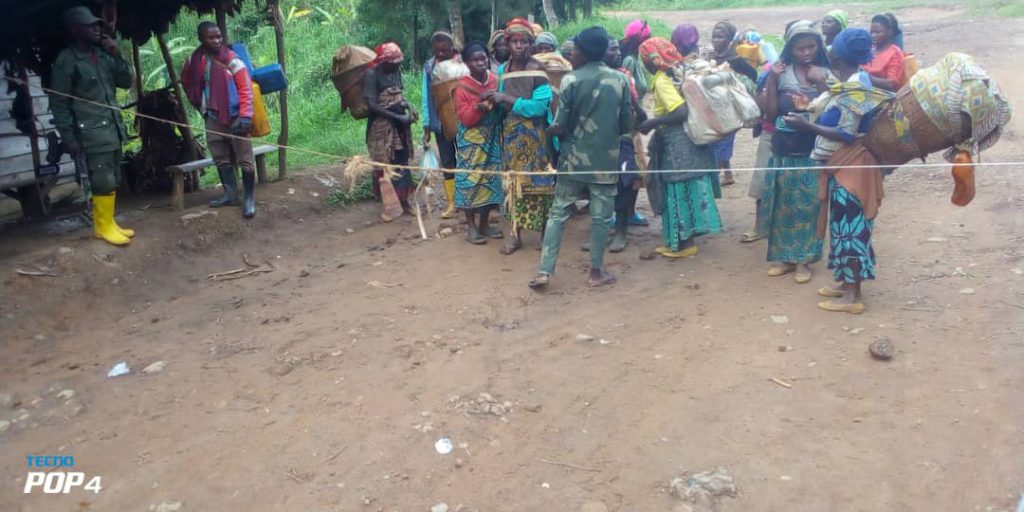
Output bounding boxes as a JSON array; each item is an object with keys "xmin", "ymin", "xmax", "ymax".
[{"xmin": 1, "ymin": 5, "xmax": 1022, "ymax": 512}]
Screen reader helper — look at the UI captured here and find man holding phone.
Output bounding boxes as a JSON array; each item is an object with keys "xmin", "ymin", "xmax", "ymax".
[{"xmin": 49, "ymin": 6, "xmax": 135, "ymax": 245}]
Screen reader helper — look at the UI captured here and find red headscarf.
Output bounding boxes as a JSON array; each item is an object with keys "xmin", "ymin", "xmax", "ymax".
[
  {"xmin": 370, "ymin": 42, "xmax": 404, "ymax": 68},
  {"xmin": 639, "ymin": 37, "xmax": 683, "ymax": 71},
  {"xmin": 506, "ymin": 17, "xmax": 534, "ymax": 40}
]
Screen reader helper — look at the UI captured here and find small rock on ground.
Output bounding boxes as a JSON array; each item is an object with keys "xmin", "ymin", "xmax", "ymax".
[
  {"xmin": 869, "ymin": 338, "xmax": 894, "ymax": 361},
  {"xmin": 143, "ymin": 361, "xmax": 167, "ymax": 374},
  {"xmin": 430, "ymin": 503, "xmax": 449, "ymax": 512}
]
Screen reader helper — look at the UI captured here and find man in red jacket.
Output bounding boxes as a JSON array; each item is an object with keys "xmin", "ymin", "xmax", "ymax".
[{"xmin": 182, "ymin": 21, "xmax": 257, "ymax": 218}]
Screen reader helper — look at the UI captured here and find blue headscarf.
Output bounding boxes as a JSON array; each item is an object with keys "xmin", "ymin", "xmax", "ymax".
[{"xmin": 831, "ymin": 28, "xmax": 873, "ymax": 66}]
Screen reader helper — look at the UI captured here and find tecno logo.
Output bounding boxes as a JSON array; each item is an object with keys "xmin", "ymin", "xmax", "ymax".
[{"xmin": 23, "ymin": 455, "xmax": 102, "ymax": 494}]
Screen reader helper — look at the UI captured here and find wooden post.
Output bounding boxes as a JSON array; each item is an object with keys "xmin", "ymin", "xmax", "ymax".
[
  {"xmin": 542, "ymin": 0, "xmax": 559, "ymax": 27},
  {"xmin": 156, "ymin": 32, "xmax": 198, "ymax": 162},
  {"xmin": 131, "ymin": 41, "xmax": 144, "ymax": 100},
  {"xmin": 216, "ymin": 6, "xmax": 228, "ymax": 41},
  {"xmin": 269, "ymin": 1, "xmax": 288, "ymax": 180},
  {"xmin": 447, "ymin": 1, "xmax": 465, "ymax": 49}
]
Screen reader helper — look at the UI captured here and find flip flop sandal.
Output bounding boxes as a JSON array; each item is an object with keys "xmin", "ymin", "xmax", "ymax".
[
  {"xmin": 661, "ymin": 246, "xmax": 698, "ymax": 258},
  {"xmin": 768, "ymin": 265, "xmax": 796, "ymax": 277},
  {"xmin": 466, "ymin": 234, "xmax": 487, "ymax": 245},
  {"xmin": 818, "ymin": 286, "xmax": 845, "ymax": 298},
  {"xmin": 500, "ymin": 239, "xmax": 523, "ymax": 255},
  {"xmin": 817, "ymin": 300, "xmax": 865, "ymax": 314},
  {"xmin": 740, "ymin": 231, "xmax": 762, "ymax": 243},
  {"xmin": 483, "ymin": 227, "xmax": 504, "ymax": 239},
  {"xmin": 528, "ymin": 274, "xmax": 550, "ymax": 289},
  {"xmin": 794, "ymin": 271, "xmax": 812, "ymax": 284},
  {"xmin": 588, "ymin": 273, "xmax": 617, "ymax": 287}
]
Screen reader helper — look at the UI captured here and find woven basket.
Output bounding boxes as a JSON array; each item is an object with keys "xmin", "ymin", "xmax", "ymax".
[
  {"xmin": 332, "ymin": 66, "xmax": 370, "ymax": 120},
  {"xmin": 547, "ymin": 69, "xmax": 570, "ymax": 113},
  {"xmin": 431, "ymin": 79, "xmax": 460, "ymax": 142},
  {"xmin": 862, "ymin": 89, "xmax": 959, "ymax": 165}
]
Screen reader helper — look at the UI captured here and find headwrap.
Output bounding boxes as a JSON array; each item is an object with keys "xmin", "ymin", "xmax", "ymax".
[
  {"xmin": 825, "ymin": 10, "xmax": 849, "ymax": 31},
  {"xmin": 487, "ymin": 30, "xmax": 506, "ymax": 53},
  {"xmin": 531, "ymin": 23, "xmax": 544, "ymax": 37},
  {"xmin": 623, "ymin": 19, "xmax": 651, "ymax": 43},
  {"xmin": 780, "ymin": 20, "xmax": 828, "ymax": 66},
  {"xmin": 536, "ymin": 32, "xmax": 558, "ymax": 49},
  {"xmin": 370, "ymin": 42, "xmax": 404, "ymax": 68},
  {"xmin": 560, "ymin": 40, "xmax": 575, "ymax": 59},
  {"xmin": 670, "ymin": 24, "xmax": 700, "ymax": 55},
  {"xmin": 506, "ymin": 17, "xmax": 534, "ymax": 41},
  {"xmin": 830, "ymin": 28, "xmax": 873, "ymax": 66},
  {"xmin": 573, "ymin": 26, "xmax": 610, "ymax": 62},
  {"xmin": 430, "ymin": 31, "xmax": 454, "ymax": 44},
  {"xmin": 713, "ymin": 21, "xmax": 738, "ymax": 44},
  {"xmin": 712, "ymin": 21, "xmax": 738, "ymax": 60},
  {"xmin": 639, "ymin": 37, "xmax": 683, "ymax": 71},
  {"xmin": 461, "ymin": 40, "xmax": 490, "ymax": 63}
]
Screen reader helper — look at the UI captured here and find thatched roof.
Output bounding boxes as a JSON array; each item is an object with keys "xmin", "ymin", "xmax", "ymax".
[{"xmin": 1, "ymin": 0, "xmax": 247, "ymax": 79}]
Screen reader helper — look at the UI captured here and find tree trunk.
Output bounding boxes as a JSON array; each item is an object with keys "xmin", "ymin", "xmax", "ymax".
[
  {"xmin": 447, "ymin": 1, "xmax": 464, "ymax": 49},
  {"xmin": 131, "ymin": 41, "xmax": 144, "ymax": 100},
  {"xmin": 582, "ymin": 0, "xmax": 593, "ymax": 19},
  {"xmin": 490, "ymin": 0, "xmax": 497, "ymax": 34},
  {"xmin": 542, "ymin": 0, "xmax": 559, "ymax": 28},
  {"xmin": 216, "ymin": 7, "xmax": 228, "ymax": 41},
  {"xmin": 268, "ymin": 1, "xmax": 288, "ymax": 180},
  {"xmin": 156, "ymin": 32, "xmax": 198, "ymax": 161}
]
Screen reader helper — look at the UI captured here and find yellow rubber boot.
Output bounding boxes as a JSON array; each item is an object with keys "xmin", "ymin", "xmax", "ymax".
[
  {"xmin": 110, "ymin": 192, "xmax": 135, "ymax": 238},
  {"xmin": 92, "ymin": 194, "xmax": 130, "ymax": 246},
  {"xmin": 441, "ymin": 178, "xmax": 456, "ymax": 219}
]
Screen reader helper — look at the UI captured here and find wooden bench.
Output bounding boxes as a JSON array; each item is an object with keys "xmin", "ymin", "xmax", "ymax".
[{"xmin": 167, "ymin": 144, "xmax": 277, "ymax": 211}]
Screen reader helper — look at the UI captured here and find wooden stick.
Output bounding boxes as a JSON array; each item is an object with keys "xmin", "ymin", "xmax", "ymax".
[
  {"xmin": 769, "ymin": 377, "xmax": 793, "ymax": 389},
  {"xmin": 536, "ymin": 457, "xmax": 599, "ymax": 472},
  {"xmin": 999, "ymin": 300, "xmax": 1024, "ymax": 310},
  {"xmin": 16, "ymin": 269, "xmax": 57, "ymax": 277},
  {"xmin": 156, "ymin": 32, "xmax": 198, "ymax": 161}
]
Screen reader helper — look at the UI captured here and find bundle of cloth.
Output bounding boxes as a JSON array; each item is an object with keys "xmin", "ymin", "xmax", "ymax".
[{"xmin": 906, "ymin": 52, "xmax": 1012, "ymax": 160}]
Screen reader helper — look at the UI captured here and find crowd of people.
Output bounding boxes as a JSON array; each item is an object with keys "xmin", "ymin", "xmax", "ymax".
[
  {"xmin": 50, "ymin": 5, "xmax": 915, "ymax": 315},
  {"xmin": 360, "ymin": 10, "xmax": 913, "ymax": 313}
]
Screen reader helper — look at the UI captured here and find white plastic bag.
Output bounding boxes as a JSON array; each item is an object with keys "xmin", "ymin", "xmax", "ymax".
[
  {"xmin": 417, "ymin": 145, "xmax": 439, "ymax": 183},
  {"xmin": 681, "ymin": 71, "xmax": 761, "ymax": 145}
]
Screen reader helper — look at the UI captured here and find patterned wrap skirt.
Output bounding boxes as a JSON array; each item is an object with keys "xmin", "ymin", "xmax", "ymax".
[
  {"xmin": 827, "ymin": 176, "xmax": 877, "ymax": 283},
  {"xmin": 760, "ymin": 155, "xmax": 823, "ymax": 264},
  {"xmin": 503, "ymin": 115, "xmax": 554, "ymax": 232}
]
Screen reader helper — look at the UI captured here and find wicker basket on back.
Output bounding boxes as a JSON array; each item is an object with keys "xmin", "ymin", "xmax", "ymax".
[
  {"xmin": 331, "ymin": 45, "xmax": 376, "ymax": 119},
  {"xmin": 862, "ymin": 88, "xmax": 971, "ymax": 166},
  {"xmin": 432, "ymin": 79, "xmax": 460, "ymax": 141}
]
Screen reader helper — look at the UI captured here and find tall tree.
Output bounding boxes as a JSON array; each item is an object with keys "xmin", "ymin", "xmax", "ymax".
[
  {"xmin": 582, "ymin": 0, "xmax": 593, "ymax": 19},
  {"xmin": 542, "ymin": 0, "xmax": 559, "ymax": 27},
  {"xmin": 448, "ymin": 1, "xmax": 464, "ymax": 48}
]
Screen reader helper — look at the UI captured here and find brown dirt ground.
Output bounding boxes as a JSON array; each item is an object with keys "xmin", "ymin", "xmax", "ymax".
[{"xmin": 2, "ymin": 5, "xmax": 1023, "ymax": 512}]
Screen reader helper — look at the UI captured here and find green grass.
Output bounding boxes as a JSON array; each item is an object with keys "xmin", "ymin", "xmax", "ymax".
[
  {"xmin": 611, "ymin": 0, "xmax": 1022, "ymax": 16},
  {"xmin": 611, "ymin": 0, "xmax": 882, "ymax": 11},
  {"xmin": 134, "ymin": 2, "xmax": 424, "ymax": 182},
  {"xmin": 550, "ymin": 14, "xmax": 674, "ymax": 43}
]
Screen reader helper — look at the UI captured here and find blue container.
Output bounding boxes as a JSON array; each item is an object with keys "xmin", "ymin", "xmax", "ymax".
[
  {"xmin": 229, "ymin": 42, "xmax": 255, "ymax": 74},
  {"xmin": 253, "ymin": 63, "xmax": 288, "ymax": 93}
]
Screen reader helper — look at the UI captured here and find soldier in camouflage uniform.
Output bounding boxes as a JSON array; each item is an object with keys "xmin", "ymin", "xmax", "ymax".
[{"xmin": 49, "ymin": 6, "xmax": 135, "ymax": 245}]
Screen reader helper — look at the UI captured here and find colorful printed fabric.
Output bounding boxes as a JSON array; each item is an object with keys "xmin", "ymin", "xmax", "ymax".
[
  {"xmin": 624, "ymin": 19, "xmax": 651, "ymax": 42},
  {"xmin": 455, "ymin": 111, "xmax": 504, "ymax": 209},
  {"xmin": 509, "ymin": 194, "xmax": 554, "ymax": 232},
  {"xmin": 662, "ymin": 176, "xmax": 723, "ymax": 250},
  {"xmin": 909, "ymin": 52, "xmax": 1012, "ymax": 159},
  {"xmin": 506, "ymin": 17, "xmax": 534, "ymax": 39},
  {"xmin": 760, "ymin": 155, "xmax": 823, "ymax": 264},
  {"xmin": 639, "ymin": 37, "xmax": 684, "ymax": 72},
  {"xmin": 828, "ymin": 176, "xmax": 876, "ymax": 283},
  {"xmin": 502, "ymin": 114, "xmax": 553, "ymax": 194}
]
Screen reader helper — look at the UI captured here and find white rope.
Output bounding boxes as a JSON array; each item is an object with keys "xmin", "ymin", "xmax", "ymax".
[{"xmin": 8, "ymin": 74, "xmax": 1019, "ymax": 177}]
